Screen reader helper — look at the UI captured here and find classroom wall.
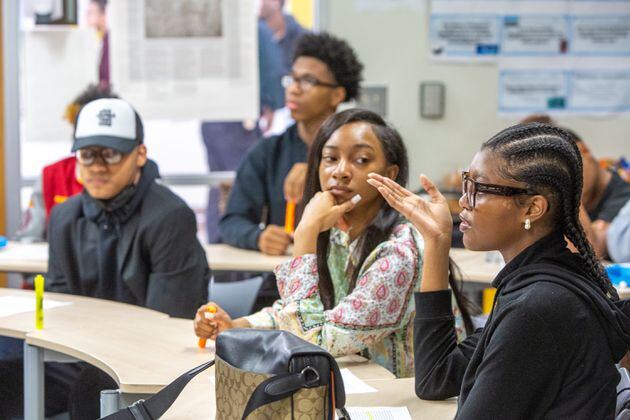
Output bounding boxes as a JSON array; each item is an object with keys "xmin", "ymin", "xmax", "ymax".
[{"xmin": 322, "ymin": 0, "xmax": 629, "ymax": 189}]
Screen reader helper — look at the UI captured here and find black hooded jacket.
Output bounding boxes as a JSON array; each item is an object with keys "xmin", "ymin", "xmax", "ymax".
[
  {"xmin": 47, "ymin": 160, "xmax": 210, "ymax": 319},
  {"xmin": 414, "ymin": 230, "xmax": 630, "ymax": 419}
]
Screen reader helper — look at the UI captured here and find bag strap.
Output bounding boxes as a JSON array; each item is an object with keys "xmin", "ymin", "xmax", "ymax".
[
  {"xmin": 241, "ymin": 369, "xmax": 351, "ymax": 420},
  {"xmin": 99, "ymin": 360, "xmax": 215, "ymax": 420},
  {"xmin": 241, "ymin": 371, "xmax": 306, "ymax": 419}
]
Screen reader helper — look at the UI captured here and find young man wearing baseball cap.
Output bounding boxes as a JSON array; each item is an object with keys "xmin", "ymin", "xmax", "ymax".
[
  {"xmin": 47, "ymin": 98, "xmax": 210, "ymax": 317},
  {"xmin": 0, "ymin": 98, "xmax": 211, "ymax": 419}
]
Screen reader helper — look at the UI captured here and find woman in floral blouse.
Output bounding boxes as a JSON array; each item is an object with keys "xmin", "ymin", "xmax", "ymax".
[{"xmin": 195, "ymin": 109, "xmax": 473, "ymax": 377}]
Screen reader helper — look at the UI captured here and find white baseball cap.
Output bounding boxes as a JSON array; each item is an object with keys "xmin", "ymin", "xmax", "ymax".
[{"xmin": 72, "ymin": 98, "xmax": 143, "ymax": 153}]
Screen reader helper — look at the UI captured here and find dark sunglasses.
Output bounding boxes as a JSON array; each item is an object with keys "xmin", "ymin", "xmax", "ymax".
[{"xmin": 461, "ymin": 171, "xmax": 537, "ymax": 209}]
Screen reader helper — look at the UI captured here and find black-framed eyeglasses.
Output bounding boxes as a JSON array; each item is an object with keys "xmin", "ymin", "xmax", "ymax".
[
  {"xmin": 461, "ymin": 171, "xmax": 537, "ymax": 209},
  {"xmin": 76, "ymin": 148, "xmax": 125, "ymax": 166},
  {"xmin": 281, "ymin": 74, "xmax": 339, "ymax": 92}
]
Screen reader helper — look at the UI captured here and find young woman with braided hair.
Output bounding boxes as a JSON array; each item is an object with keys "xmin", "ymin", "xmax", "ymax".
[{"xmin": 368, "ymin": 122, "xmax": 630, "ymax": 418}]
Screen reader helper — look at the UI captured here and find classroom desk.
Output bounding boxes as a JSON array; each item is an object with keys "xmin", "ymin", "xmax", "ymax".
[
  {"xmin": 345, "ymin": 378, "xmax": 457, "ymax": 419},
  {"xmin": 161, "ymin": 374, "xmax": 457, "ymax": 419},
  {"xmin": 205, "ymin": 244, "xmax": 290, "ymax": 272},
  {"xmin": 0, "ymin": 241, "xmax": 503, "ymax": 284},
  {"xmin": 0, "ymin": 288, "xmax": 205, "ymax": 419},
  {"xmin": 0, "ymin": 288, "xmax": 395, "ymax": 419},
  {"xmin": 449, "ymin": 248, "xmax": 501, "ymax": 285},
  {"xmin": 0, "ymin": 242, "xmax": 284, "ymax": 275},
  {"xmin": 336, "ymin": 354, "xmax": 396, "ymax": 380},
  {"xmin": 0, "ymin": 287, "xmax": 43, "ymax": 339},
  {"xmin": 0, "ymin": 242, "xmax": 48, "ymax": 274},
  {"xmin": 5, "ymin": 242, "xmax": 628, "ymax": 297}
]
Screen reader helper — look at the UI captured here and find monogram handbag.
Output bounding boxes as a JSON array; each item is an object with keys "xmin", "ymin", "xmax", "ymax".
[{"xmin": 101, "ymin": 329, "xmax": 350, "ymax": 420}]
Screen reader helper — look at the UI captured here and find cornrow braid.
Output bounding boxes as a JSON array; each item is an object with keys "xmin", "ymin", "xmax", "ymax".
[{"xmin": 482, "ymin": 122, "xmax": 616, "ymax": 299}]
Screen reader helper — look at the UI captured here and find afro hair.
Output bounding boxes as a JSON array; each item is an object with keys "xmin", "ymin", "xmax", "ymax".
[{"xmin": 293, "ymin": 32, "xmax": 364, "ymax": 102}]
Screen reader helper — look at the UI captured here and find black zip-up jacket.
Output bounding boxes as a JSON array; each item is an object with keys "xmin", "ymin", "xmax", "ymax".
[
  {"xmin": 414, "ymin": 231, "xmax": 630, "ymax": 419},
  {"xmin": 219, "ymin": 124, "xmax": 307, "ymax": 250},
  {"xmin": 47, "ymin": 160, "xmax": 211, "ymax": 319}
]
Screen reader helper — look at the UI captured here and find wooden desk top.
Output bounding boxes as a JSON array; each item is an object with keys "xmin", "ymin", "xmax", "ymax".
[
  {"xmin": 0, "ymin": 242, "xmax": 48, "ymax": 274},
  {"xmin": 0, "ymin": 287, "xmax": 44, "ymax": 338},
  {"xmin": 27, "ymin": 317, "xmax": 213, "ymax": 394},
  {"xmin": 205, "ymin": 244, "xmax": 289, "ymax": 272},
  {"xmin": 346, "ymin": 378, "xmax": 457, "ymax": 419},
  {"xmin": 162, "ymin": 375, "xmax": 457, "ymax": 419},
  {"xmin": 0, "ymin": 242, "xmax": 502, "ymax": 286},
  {"xmin": 24, "ymin": 303, "xmax": 209, "ymax": 394},
  {"xmin": 0, "ymin": 288, "xmax": 165, "ymax": 339},
  {"xmin": 336, "ymin": 354, "xmax": 396, "ymax": 380},
  {"xmin": 0, "ymin": 242, "xmax": 288, "ymax": 274},
  {"xmin": 449, "ymin": 248, "xmax": 502, "ymax": 285},
  {"xmin": 0, "ymin": 288, "xmax": 207, "ymax": 394},
  {"xmin": 1, "ymin": 288, "xmax": 393, "ymax": 395}
]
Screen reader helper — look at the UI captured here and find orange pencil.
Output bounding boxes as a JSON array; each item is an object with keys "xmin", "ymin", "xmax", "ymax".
[
  {"xmin": 197, "ymin": 305, "xmax": 217, "ymax": 348},
  {"xmin": 284, "ymin": 201, "xmax": 296, "ymax": 234}
]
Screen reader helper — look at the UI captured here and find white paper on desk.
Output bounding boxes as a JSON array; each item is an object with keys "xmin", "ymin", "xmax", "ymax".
[
  {"xmin": 340, "ymin": 368, "xmax": 377, "ymax": 394},
  {"xmin": 339, "ymin": 406, "xmax": 412, "ymax": 420},
  {"xmin": 0, "ymin": 243, "xmax": 48, "ymax": 261},
  {"xmin": 0, "ymin": 296, "xmax": 71, "ymax": 317}
]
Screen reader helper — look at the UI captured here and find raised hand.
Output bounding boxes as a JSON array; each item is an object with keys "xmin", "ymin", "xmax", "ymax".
[{"xmin": 367, "ymin": 173, "xmax": 453, "ymax": 243}]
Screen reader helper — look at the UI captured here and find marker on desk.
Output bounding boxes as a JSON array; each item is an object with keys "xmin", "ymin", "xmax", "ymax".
[
  {"xmin": 34, "ymin": 274, "xmax": 44, "ymax": 330},
  {"xmin": 284, "ymin": 201, "xmax": 296, "ymax": 234},
  {"xmin": 198, "ymin": 305, "xmax": 217, "ymax": 349}
]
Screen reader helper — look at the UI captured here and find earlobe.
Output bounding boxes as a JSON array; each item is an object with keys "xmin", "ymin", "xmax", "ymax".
[
  {"xmin": 386, "ymin": 165, "xmax": 399, "ymax": 181},
  {"xmin": 136, "ymin": 145, "xmax": 148, "ymax": 167},
  {"xmin": 576, "ymin": 141, "xmax": 590, "ymax": 157},
  {"xmin": 331, "ymin": 87, "xmax": 347, "ymax": 108},
  {"xmin": 527, "ymin": 195, "xmax": 549, "ymax": 223}
]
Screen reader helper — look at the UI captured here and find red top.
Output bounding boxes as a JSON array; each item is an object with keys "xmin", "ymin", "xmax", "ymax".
[{"xmin": 41, "ymin": 156, "xmax": 83, "ymax": 217}]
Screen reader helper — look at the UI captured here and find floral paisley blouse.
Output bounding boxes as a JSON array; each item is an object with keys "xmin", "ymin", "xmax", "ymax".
[{"xmin": 245, "ymin": 221, "xmax": 464, "ymax": 377}]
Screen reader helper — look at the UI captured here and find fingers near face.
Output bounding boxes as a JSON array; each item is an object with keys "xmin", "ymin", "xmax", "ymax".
[{"xmin": 319, "ymin": 123, "xmax": 391, "ymax": 212}]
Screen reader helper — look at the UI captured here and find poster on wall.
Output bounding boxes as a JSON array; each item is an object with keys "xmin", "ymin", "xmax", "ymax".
[
  {"xmin": 429, "ymin": 1, "xmax": 630, "ymax": 60},
  {"xmin": 109, "ymin": 0, "xmax": 259, "ymax": 120},
  {"xmin": 498, "ymin": 57, "xmax": 630, "ymax": 115}
]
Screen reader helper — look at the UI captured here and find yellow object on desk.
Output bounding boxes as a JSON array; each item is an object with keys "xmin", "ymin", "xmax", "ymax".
[{"xmin": 34, "ymin": 274, "xmax": 44, "ymax": 330}]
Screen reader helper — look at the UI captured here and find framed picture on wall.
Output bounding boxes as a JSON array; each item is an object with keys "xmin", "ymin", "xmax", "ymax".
[{"xmin": 23, "ymin": 0, "xmax": 79, "ymax": 28}]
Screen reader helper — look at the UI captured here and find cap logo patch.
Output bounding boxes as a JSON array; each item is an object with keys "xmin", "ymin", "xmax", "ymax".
[{"xmin": 97, "ymin": 109, "xmax": 116, "ymax": 127}]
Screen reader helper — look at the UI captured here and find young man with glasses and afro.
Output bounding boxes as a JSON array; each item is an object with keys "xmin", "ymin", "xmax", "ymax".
[{"xmin": 219, "ymin": 32, "xmax": 363, "ymax": 309}]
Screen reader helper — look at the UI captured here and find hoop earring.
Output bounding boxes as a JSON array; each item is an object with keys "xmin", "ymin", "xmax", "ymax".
[{"xmin": 524, "ymin": 219, "xmax": 531, "ymax": 230}]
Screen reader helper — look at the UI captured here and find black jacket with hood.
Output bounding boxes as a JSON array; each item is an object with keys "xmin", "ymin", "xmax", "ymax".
[
  {"xmin": 47, "ymin": 160, "xmax": 210, "ymax": 319},
  {"xmin": 414, "ymin": 230, "xmax": 630, "ymax": 419}
]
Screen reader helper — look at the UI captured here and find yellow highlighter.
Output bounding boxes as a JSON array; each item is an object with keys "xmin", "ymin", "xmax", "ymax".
[
  {"xmin": 197, "ymin": 305, "xmax": 217, "ymax": 349},
  {"xmin": 34, "ymin": 275, "xmax": 44, "ymax": 330},
  {"xmin": 284, "ymin": 201, "xmax": 296, "ymax": 234}
]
